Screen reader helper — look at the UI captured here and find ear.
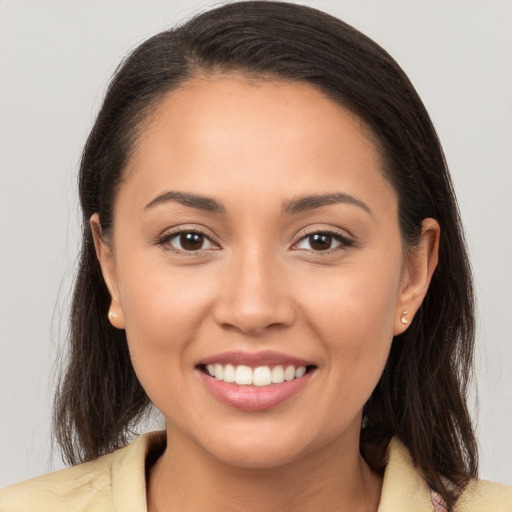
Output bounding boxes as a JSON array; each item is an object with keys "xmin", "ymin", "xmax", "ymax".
[
  {"xmin": 90, "ymin": 213, "xmax": 125, "ymax": 329},
  {"xmin": 393, "ymin": 218, "xmax": 440, "ymax": 335}
]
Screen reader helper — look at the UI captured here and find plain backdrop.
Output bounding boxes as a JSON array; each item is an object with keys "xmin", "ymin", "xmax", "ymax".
[{"xmin": 1, "ymin": 0, "xmax": 511, "ymax": 488}]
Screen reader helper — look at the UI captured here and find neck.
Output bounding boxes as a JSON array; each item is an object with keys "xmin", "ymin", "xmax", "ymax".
[{"xmin": 147, "ymin": 427, "xmax": 382, "ymax": 512}]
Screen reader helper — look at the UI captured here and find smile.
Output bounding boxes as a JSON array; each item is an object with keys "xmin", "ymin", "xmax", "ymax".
[
  {"xmin": 196, "ymin": 351, "xmax": 317, "ymax": 411},
  {"xmin": 203, "ymin": 363, "xmax": 308, "ymax": 386}
]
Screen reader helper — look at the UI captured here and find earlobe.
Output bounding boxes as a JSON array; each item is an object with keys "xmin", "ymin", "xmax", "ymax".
[
  {"xmin": 90, "ymin": 213, "xmax": 126, "ymax": 329},
  {"xmin": 394, "ymin": 218, "xmax": 440, "ymax": 335}
]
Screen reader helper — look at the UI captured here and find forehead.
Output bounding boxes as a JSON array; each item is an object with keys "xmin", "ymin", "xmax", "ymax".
[
  {"xmin": 121, "ymin": 75, "xmax": 396, "ymax": 216},
  {"xmin": 137, "ymin": 74, "xmax": 378, "ymax": 155}
]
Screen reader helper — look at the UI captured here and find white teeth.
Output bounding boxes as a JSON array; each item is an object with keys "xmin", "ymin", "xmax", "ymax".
[
  {"xmin": 271, "ymin": 365, "xmax": 285, "ymax": 384},
  {"xmin": 295, "ymin": 366, "xmax": 306, "ymax": 378},
  {"xmin": 284, "ymin": 365, "xmax": 296, "ymax": 381},
  {"xmin": 204, "ymin": 363, "xmax": 310, "ymax": 386},
  {"xmin": 253, "ymin": 366, "xmax": 272, "ymax": 387},
  {"xmin": 235, "ymin": 365, "xmax": 253, "ymax": 385},
  {"xmin": 223, "ymin": 364, "xmax": 236, "ymax": 383},
  {"xmin": 214, "ymin": 364, "xmax": 223, "ymax": 380}
]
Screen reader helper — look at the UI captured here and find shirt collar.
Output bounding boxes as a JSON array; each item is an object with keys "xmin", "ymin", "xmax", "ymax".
[
  {"xmin": 377, "ymin": 437, "xmax": 434, "ymax": 511},
  {"xmin": 111, "ymin": 432, "xmax": 434, "ymax": 511}
]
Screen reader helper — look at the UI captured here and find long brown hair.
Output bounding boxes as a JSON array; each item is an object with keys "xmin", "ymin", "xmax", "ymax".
[{"xmin": 53, "ymin": 2, "xmax": 477, "ymax": 508}]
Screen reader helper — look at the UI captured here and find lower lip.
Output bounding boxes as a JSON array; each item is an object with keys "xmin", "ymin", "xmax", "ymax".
[{"xmin": 197, "ymin": 369, "xmax": 314, "ymax": 412}]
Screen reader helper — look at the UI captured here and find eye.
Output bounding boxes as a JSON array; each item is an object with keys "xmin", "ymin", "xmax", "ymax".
[
  {"xmin": 294, "ymin": 232, "xmax": 351, "ymax": 252},
  {"xmin": 166, "ymin": 230, "xmax": 217, "ymax": 252}
]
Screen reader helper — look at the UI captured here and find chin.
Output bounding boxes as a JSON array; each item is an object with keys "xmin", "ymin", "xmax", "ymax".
[
  {"xmin": 207, "ymin": 439, "xmax": 308, "ymax": 470},
  {"xmin": 192, "ymin": 419, "xmax": 340, "ymax": 470}
]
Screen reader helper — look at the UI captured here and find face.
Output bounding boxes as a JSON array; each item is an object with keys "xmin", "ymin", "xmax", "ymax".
[{"xmin": 94, "ymin": 75, "xmax": 438, "ymax": 469}]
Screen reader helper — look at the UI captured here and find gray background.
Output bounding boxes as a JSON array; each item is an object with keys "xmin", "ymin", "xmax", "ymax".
[{"xmin": 1, "ymin": 0, "xmax": 511, "ymax": 488}]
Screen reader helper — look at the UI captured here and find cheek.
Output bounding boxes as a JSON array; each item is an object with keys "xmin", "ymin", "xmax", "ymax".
[
  {"xmin": 302, "ymin": 256, "xmax": 402, "ymax": 395},
  {"xmin": 115, "ymin": 260, "xmax": 215, "ymax": 390},
  {"xmin": 120, "ymin": 256, "xmax": 212, "ymax": 332}
]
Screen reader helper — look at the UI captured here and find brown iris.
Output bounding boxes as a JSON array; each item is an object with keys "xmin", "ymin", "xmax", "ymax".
[
  {"xmin": 309, "ymin": 233, "xmax": 334, "ymax": 251},
  {"xmin": 180, "ymin": 232, "xmax": 205, "ymax": 251}
]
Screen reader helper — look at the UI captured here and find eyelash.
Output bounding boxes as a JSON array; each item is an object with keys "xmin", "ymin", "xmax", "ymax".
[
  {"xmin": 155, "ymin": 228, "xmax": 354, "ymax": 254},
  {"xmin": 292, "ymin": 230, "xmax": 354, "ymax": 253},
  {"xmin": 156, "ymin": 228, "xmax": 219, "ymax": 254}
]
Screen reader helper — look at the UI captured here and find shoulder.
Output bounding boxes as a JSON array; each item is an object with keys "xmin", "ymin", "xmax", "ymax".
[
  {"xmin": 0, "ymin": 431, "xmax": 166, "ymax": 512},
  {"xmin": 455, "ymin": 478, "xmax": 512, "ymax": 511},
  {"xmin": 0, "ymin": 454, "xmax": 115, "ymax": 511},
  {"xmin": 381, "ymin": 438, "xmax": 512, "ymax": 511}
]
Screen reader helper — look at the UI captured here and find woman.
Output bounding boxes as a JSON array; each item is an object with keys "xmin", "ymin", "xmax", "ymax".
[{"xmin": 1, "ymin": 1, "xmax": 511, "ymax": 511}]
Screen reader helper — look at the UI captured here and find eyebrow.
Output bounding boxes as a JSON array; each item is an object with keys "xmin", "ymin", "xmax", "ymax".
[
  {"xmin": 144, "ymin": 190, "xmax": 371, "ymax": 216},
  {"xmin": 283, "ymin": 193, "xmax": 372, "ymax": 216},
  {"xmin": 144, "ymin": 191, "xmax": 225, "ymax": 213}
]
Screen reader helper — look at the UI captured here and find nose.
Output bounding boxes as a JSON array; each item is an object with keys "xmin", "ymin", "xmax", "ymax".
[{"xmin": 212, "ymin": 248, "xmax": 296, "ymax": 335}]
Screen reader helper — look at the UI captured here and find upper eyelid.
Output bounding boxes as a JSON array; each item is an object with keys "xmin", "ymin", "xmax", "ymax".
[
  {"xmin": 155, "ymin": 227, "xmax": 221, "ymax": 252},
  {"xmin": 159, "ymin": 225, "xmax": 218, "ymax": 241},
  {"xmin": 156, "ymin": 225, "xmax": 354, "ymax": 248},
  {"xmin": 293, "ymin": 233, "xmax": 351, "ymax": 247},
  {"xmin": 293, "ymin": 225, "xmax": 354, "ymax": 242},
  {"xmin": 290, "ymin": 227, "xmax": 355, "ymax": 252}
]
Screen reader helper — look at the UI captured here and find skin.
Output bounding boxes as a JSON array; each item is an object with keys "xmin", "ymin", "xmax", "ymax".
[{"xmin": 92, "ymin": 75, "xmax": 439, "ymax": 512}]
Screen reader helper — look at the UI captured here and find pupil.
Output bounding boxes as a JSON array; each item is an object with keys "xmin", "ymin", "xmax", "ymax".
[
  {"xmin": 310, "ymin": 233, "xmax": 332, "ymax": 250},
  {"xmin": 181, "ymin": 232, "xmax": 203, "ymax": 250}
]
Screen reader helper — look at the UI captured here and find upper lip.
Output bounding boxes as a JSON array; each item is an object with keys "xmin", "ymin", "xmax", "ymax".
[{"xmin": 197, "ymin": 350, "xmax": 315, "ymax": 368}]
